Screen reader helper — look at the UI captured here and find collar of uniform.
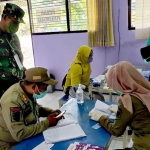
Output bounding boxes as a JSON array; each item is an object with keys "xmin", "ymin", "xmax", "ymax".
[
  {"xmin": 16, "ymin": 81, "xmax": 30, "ymax": 103},
  {"xmin": 0, "ymin": 28, "xmax": 12, "ymax": 39}
]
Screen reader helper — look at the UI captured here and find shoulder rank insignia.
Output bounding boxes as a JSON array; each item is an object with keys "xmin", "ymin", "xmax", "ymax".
[{"xmin": 22, "ymin": 94, "xmax": 28, "ymax": 103}]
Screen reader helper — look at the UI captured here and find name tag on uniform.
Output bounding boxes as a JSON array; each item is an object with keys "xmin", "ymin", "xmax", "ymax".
[
  {"xmin": 23, "ymin": 104, "xmax": 32, "ymax": 117},
  {"xmin": 14, "ymin": 54, "xmax": 23, "ymax": 70}
]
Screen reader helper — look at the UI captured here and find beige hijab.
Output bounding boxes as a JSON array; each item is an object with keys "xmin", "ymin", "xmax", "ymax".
[{"xmin": 105, "ymin": 61, "xmax": 150, "ymax": 113}]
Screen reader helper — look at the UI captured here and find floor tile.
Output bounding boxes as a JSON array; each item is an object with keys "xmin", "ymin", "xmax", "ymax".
[
  {"xmin": 109, "ymin": 140, "xmax": 116, "ymax": 147},
  {"xmin": 108, "ymin": 146, "xmax": 114, "ymax": 150}
]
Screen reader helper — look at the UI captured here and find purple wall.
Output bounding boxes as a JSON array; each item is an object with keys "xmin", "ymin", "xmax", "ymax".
[{"xmin": 32, "ymin": 0, "xmax": 149, "ymax": 89}]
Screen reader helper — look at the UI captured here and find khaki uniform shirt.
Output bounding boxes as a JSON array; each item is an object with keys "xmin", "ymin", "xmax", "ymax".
[
  {"xmin": 0, "ymin": 82, "xmax": 52, "ymax": 150},
  {"xmin": 100, "ymin": 95, "xmax": 150, "ymax": 150}
]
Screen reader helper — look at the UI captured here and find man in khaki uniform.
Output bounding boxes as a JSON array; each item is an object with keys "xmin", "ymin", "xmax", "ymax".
[{"xmin": 0, "ymin": 67, "xmax": 63, "ymax": 150}]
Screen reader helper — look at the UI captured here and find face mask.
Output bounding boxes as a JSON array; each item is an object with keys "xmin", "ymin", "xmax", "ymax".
[
  {"xmin": 87, "ymin": 56, "xmax": 93, "ymax": 63},
  {"xmin": 33, "ymin": 86, "xmax": 47, "ymax": 99},
  {"xmin": 143, "ymin": 58, "xmax": 150, "ymax": 64},
  {"xmin": 117, "ymin": 91, "xmax": 121, "ymax": 96},
  {"xmin": 5, "ymin": 22, "xmax": 19, "ymax": 34}
]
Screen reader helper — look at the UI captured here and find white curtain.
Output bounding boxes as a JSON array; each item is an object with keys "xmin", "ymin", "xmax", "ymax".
[{"xmin": 135, "ymin": 0, "xmax": 150, "ymax": 39}]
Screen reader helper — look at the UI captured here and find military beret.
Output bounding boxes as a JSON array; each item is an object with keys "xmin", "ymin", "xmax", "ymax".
[{"xmin": 2, "ymin": 3, "xmax": 25, "ymax": 23}]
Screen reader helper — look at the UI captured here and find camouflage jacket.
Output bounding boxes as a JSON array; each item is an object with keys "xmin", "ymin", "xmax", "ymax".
[{"xmin": 0, "ymin": 30, "xmax": 23, "ymax": 81}]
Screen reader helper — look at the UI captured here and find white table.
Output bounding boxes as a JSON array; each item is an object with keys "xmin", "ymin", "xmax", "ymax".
[{"xmin": 89, "ymin": 84, "xmax": 116, "ymax": 102}]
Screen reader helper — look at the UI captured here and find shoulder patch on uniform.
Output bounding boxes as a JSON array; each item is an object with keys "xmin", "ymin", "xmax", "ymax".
[
  {"xmin": 116, "ymin": 108, "xmax": 122, "ymax": 119},
  {"xmin": 22, "ymin": 94, "xmax": 28, "ymax": 103},
  {"xmin": 10, "ymin": 107, "xmax": 22, "ymax": 122}
]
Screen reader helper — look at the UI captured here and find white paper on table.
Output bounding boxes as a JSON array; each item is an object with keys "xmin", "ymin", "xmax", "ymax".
[
  {"xmin": 32, "ymin": 141, "xmax": 54, "ymax": 150},
  {"xmin": 56, "ymin": 113, "xmax": 77, "ymax": 127},
  {"xmin": 109, "ymin": 113, "xmax": 116, "ymax": 120},
  {"xmin": 67, "ymin": 143, "xmax": 76, "ymax": 150},
  {"xmin": 94, "ymin": 100, "xmax": 112, "ymax": 114},
  {"xmin": 89, "ymin": 108, "xmax": 110, "ymax": 117},
  {"xmin": 40, "ymin": 113, "xmax": 77, "ymax": 128},
  {"xmin": 93, "ymin": 75, "xmax": 105, "ymax": 82},
  {"xmin": 43, "ymin": 124, "xmax": 86, "ymax": 144}
]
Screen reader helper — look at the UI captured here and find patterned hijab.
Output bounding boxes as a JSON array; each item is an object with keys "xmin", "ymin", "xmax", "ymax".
[{"xmin": 105, "ymin": 61, "xmax": 150, "ymax": 113}]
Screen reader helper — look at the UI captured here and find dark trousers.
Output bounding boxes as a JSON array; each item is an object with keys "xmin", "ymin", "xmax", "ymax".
[{"xmin": 0, "ymin": 78, "xmax": 19, "ymax": 98}]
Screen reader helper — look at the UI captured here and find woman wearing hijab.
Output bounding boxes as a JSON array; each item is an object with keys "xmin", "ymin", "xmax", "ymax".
[
  {"xmin": 63, "ymin": 45, "xmax": 104, "ymax": 101},
  {"xmin": 89, "ymin": 61, "xmax": 150, "ymax": 150}
]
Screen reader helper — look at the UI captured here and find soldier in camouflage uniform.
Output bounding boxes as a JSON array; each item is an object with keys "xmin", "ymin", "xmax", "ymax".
[
  {"xmin": 0, "ymin": 3, "xmax": 25, "ymax": 97},
  {"xmin": 0, "ymin": 67, "xmax": 63, "ymax": 150},
  {"xmin": 89, "ymin": 61, "xmax": 150, "ymax": 150}
]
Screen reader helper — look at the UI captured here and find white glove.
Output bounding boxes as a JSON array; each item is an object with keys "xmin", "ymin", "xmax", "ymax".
[
  {"xmin": 89, "ymin": 110, "xmax": 105, "ymax": 121},
  {"xmin": 108, "ymin": 105, "xmax": 118, "ymax": 113}
]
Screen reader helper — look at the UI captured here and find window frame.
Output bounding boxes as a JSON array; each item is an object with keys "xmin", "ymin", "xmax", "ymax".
[
  {"xmin": 27, "ymin": 0, "xmax": 87, "ymax": 35},
  {"xmin": 128, "ymin": 0, "xmax": 135, "ymax": 30}
]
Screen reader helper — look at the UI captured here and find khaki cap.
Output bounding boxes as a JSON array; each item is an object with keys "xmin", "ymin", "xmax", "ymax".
[{"xmin": 25, "ymin": 67, "xmax": 58, "ymax": 85}]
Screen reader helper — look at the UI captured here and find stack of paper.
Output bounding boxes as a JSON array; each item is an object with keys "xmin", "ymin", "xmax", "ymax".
[
  {"xmin": 42, "ymin": 113, "xmax": 86, "ymax": 144},
  {"xmin": 67, "ymin": 142, "xmax": 104, "ymax": 150},
  {"xmin": 89, "ymin": 100, "xmax": 117, "ymax": 120},
  {"xmin": 32, "ymin": 141, "xmax": 53, "ymax": 150}
]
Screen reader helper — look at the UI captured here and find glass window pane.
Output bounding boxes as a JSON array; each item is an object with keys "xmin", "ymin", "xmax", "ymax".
[
  {"xmin": 131, "ymin": 0, "xmax": 136, "ymax": 27},
  {"xmin": 69, "ymin": 0, "xmax": 87, "ymax": 31},
  {"xmin": 30, "ymin": 0, "xmax": 67, "ymax": 33}
]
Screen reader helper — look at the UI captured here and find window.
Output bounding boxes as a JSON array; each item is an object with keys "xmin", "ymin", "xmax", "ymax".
[
  {"xmin": 28, "ymin": 0, "xmax": 87, "ymax": 34},
  {"xmin": 128, "ymin": 0, "xmax": 136, "ymax": 30}
]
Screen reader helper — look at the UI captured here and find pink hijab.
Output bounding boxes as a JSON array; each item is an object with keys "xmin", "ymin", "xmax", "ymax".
[{"xmin": 105, "ymin": 61, "xmax": 150, "ymax": 113}]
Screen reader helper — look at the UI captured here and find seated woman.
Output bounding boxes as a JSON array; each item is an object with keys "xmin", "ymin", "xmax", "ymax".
[
  {"xmin": 63, "ymin": 45, "xmax": 104, "ymax": 101},
  {"xmin": 89, "ymin": 61, "xmax": 150, "ymax": 150}
]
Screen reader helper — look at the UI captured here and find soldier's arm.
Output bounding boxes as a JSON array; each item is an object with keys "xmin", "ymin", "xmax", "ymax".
[
  {"xmin": 38, "ymin": 103, "xmax": 53, "ymax": 117},
  {"xmin": 99, "ymin": 102, "xmax": 133, "ymax": 137},
  {"xmin": 11, "ymin": 34, "xmax": 24, "ymax": 64},
  {"xmin": 1, "ymin": 101, "xmax": 50, "ymax": 142}
]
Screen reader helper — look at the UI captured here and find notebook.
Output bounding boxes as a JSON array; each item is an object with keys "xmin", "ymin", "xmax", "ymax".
[
  {"xmin": 89, "ymin": 100, "xmax": 117, "ymax": 120},
  {"xmin": 41, "ymin": 113, "xmax": 86, "ymax": 144}
]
